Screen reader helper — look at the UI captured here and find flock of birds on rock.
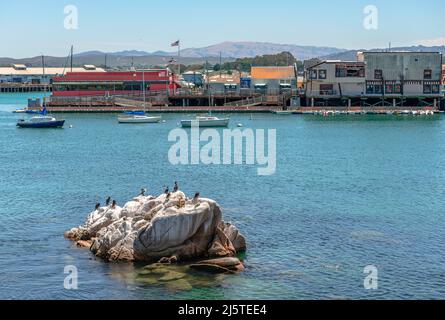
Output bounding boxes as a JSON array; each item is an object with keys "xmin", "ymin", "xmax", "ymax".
[{"xmin": 94, "ymin": 182, "xmax": 201, "ymax": 211}]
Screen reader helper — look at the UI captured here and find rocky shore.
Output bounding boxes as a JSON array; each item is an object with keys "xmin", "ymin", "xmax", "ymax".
[{"xmin": 65, "ymin": 190, "xmax": 246, "ymax": 271}]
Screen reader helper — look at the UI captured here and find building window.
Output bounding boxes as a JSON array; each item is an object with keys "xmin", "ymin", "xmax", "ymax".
[
  {"xmin": 374, "ymin": 69, "xmax": 383, "ymax": 80},
  {"xmin": 394, "ymin": 84, "xmax": 402, "ymax": 94},
  {"xmin": 309, "ymin": 70, "xmax": 317, "ymax": 79},
  {"xmin": 424, "ymin": 69, "xmax": 432, "ymax": 80},
  {"xmin": 318, "ymin": 70, "xmax": 327, "ymax": 79},
  {"xmin": 385, "ymin": 84, "xmax": 394, "ymax": 94},
  {"xmin": 432, "ymin": 84, "xmax": 440, "ymax": 94},
  {"xmin": 319, "ymin": 84, "xmax": 334, "ymax": 95},
  {"xmin": 423, "ymin": 84, "xmax": 432, "ymax": 94},
  {"xmin": 335, "ymin": 64, "xmax": 365, "ymax": 78}
]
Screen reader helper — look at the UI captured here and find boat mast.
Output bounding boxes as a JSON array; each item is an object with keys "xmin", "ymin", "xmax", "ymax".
[
  {"xmin": 42, "ymin": 54, "xmax": 46, "ymax": 107},
  {"xmin": 142, "ymin": 68, "xmax": 146, "ymax": 112}
]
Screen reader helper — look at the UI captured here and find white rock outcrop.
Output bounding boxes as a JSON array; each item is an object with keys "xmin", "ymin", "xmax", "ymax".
[{"xmin": 65, "ymin": 191, "xmax": 246, "ymax": 262}]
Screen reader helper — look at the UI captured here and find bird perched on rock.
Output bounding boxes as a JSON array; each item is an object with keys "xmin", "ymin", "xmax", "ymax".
[
  {"xmin": 106, "ymin": 197, "xmax": 111, "ymax": 206},
  {"xmin": 164, "ymin": 186, "xmax": 169, "ymax": 194},
  {"xmin": 173, "ymin": 181, "xmax": 179, "ymax": 193},
  {"xmin": 111, "ymin": 200, "xmax": 117, "ymax": 209},
  {"xmin": 192, "ymin": 192, "xmax": 200, "ymax": 206},
  {"xmin": 140, "ymin": 188, "xmax": 147, "ymax": 196},
  {"xmin": 95, "ymin": 203, "xmax": 101, "ymax": 211}
]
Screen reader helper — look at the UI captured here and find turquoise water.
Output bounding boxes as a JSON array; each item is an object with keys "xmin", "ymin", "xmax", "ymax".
[{"xmin": 0, "ymin": 93, "xmax": 444, "ymax": 300}]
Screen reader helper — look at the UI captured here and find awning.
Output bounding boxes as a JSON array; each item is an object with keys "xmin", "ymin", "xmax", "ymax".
[{"xmin": 55, "ymin": 82, "xmax": 124, "ymax": 85}]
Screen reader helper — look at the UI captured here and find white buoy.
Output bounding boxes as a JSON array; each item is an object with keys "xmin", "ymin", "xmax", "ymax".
[
  {"xmin": 69, "ymin": 125, "xmax": 73, "ymax": 129},
  {"xmin": 162, "ymin": 120, "xmax": 166, "ymax": 123},
  {"xmin": 237, "ymin": 123, "xmax": 243, "ymax": 127}
]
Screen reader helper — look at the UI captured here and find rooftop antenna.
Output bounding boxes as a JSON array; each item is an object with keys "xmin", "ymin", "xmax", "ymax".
[{"xmin": 389, "ymin": 41, "xmax": 392, "ymax": 52}]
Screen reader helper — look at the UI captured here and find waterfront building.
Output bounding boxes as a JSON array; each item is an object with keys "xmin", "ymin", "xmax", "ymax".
[
  {"xmin": 182, "ymin": 71, "xmax": 204, "ymax": 87},
  {"xmin": 250, "ymin": 66, "xmax": 297, "ymax": 94},
  {"xmin": 52, "ymin": 69, "xmax": 180, "ymax": 97},
  {"xmin": 442, "ymin": 64, "xmax": 445, "ymax": 86},
  {"xmin": 0, "ymin": 64, "xmax": 105, "ymax": 84},
  {"xmin": 304, "ymin": 51, "xmax": 443, "ymax": 108},
  {"xmin": 207, "ymin": 74, "xmax": 240, "ymax": 94},
  {"xmin": 305, "ymin": 60, "xmax": 366, "ymax": 99},
  {"xmin": 357, "ymin": 51, "xmax": 443, "ymax": 99}
]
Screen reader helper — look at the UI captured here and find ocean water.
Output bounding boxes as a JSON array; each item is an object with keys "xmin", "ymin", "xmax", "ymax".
[{"xmin": 0, "ymin": 93, "xmax": 444, "ymax": 300}]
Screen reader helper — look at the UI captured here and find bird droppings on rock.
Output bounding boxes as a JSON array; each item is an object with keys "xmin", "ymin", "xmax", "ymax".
[{"xmin": 65, "ymin": 190, "xmax": 246, "ymax": 267}]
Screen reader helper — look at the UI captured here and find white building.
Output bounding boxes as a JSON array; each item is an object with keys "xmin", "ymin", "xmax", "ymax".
[
  {"xmin": 0, "ymin": 64, "xmax": 105, "ymax": 84},
  {"xmin": 305, "ymin": 60, "xmax": 365, "ymax": 98},
  {"xmin": 357, "ymin": 51, "xmax": 443, "ymax": 97}
]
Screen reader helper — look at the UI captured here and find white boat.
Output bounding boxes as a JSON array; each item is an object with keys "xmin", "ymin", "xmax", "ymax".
[
  {"xmin": 118, "ymin": 115, "xmax": 162, "ymax": 124},
  {"xmin": 181, "ymin": 116, "xmax": 229, "ymax": 128},
  {"xmin": 272, "ymin": 110, "xmax": 293, "ymax": 115}
]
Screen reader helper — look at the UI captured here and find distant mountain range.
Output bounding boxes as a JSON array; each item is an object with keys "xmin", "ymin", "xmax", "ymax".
[
  {"xmin": 0, "ymin": 55, "xmax": 231, "ymax": 68},
  {"xmin": 321, "ymin": 45, "xmax": 445, "ymax": 61},
  {"xmin": 2, "ymin": 42, "xmax": 445, "ymax": 68},
  {"xmin": 173, "ymin": 42, "xmax": 346, "ymax": 60},
  {"xmin": 71, "ymin": 42, "xmax": 347, "ymax": 60}
]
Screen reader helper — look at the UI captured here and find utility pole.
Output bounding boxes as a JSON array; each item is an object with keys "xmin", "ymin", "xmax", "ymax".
[
  {"xmin": 41, "ymin": 55, "xmax": 45, "ymax": 82},
  {"xmin": 104, "ymin": 54, "xmax": 107, "ymax": 70},
  {"xmin": 206, "ymin": 60, "xmax": 211, "ymax": 107},
  {"xmin": 70, "ymin": 45, "xmax": 73, "ymax": 72},
  {"xmin": 143, "ymin": 67, "xmax": 146, "ymax": 110},
  {"xmin": 219, "ymin": 51, "xmax": 222, "ymax": 77}
]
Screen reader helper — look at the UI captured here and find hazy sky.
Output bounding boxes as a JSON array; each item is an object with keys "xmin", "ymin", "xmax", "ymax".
[{"xmin": 0, "ymin": 0, "xmax": 444, "ymax": 57}]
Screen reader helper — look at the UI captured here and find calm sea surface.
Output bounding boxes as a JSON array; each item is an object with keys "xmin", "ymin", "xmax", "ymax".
[{"xmin": 0, "ymin": 93, "xmax": 444, "ymax": 300}]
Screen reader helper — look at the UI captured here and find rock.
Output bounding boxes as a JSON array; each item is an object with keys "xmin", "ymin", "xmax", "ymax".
[
  {"xmin": 65, "ymin": 190, "xmax": 246, "ymax": 266},
  {"xmin": 190, "ymin": 263, "xmax": 234, "ymax": 274},
  {"xmin": 190, "ymin": 257, "xmax": 245, "ymax": 274},
  {"xmin": 158, "ymin": 256, "xmax": 178, "ymax": 264},
  {"xmin": 198, "ymin": 257, "xmax": 243, "ymax": 268},
  {"xmin": 76, "ymin": 240, "xmax": 92, "ymax": 248},
  {"xmin": 166, "ymin": 279, "xmax": 193, "ymax": 291},
  {"xmin": 158, "ymin": 271, "xmax": 186, "ymax": 282}
]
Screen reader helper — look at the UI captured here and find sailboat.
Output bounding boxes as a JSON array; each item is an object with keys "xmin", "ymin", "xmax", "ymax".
[
  {"xmin": 180, "ymin": 63, "xmax": 229, "ymax": 128},
  {"xmin": 17, "ymin": 107, "xmax": 65, "ymax": 128},
  {"xmin": 117, "ymin": 70, "xmax": 162, "ymax": 124},
  {"xmin": 180, "ymin": 116, "xmax": 230, "ymax": 128},
  {"xmin": 17, "ymin": 55, "xmax": 65, "ymax": 128}
]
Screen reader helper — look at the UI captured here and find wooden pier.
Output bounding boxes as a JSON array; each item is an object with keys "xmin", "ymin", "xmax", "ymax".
[
  {"xmin": 39, "ymin": 105, "xmax": 279, "ymax": 113},
  {"xmin": 0, "ymin": 83, "xmax": 51, "ymax": 93}
]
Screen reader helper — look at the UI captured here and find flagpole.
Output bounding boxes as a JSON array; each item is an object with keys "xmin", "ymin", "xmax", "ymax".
[{"xmin": 178, "ymin": 40, "xmax": 181, "ymax": 77}]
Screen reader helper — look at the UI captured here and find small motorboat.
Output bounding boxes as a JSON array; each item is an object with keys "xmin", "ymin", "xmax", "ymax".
[
  {"xmin": 181, "ymin": 116, "xmax": 230, "ymax": 128},
  {"xmin": 13, "ymin": 108, "xmax": 40, "ymax": 114},
  {"xmin": 118, "ymin": 114, "xmax": 162, "ymax": 124},
  {"xmin": 272, "ymin": 110, "xmax": 293, "ymax": 115},
  {"xmin": 17, "ymin": 116, "xmax": 65, "ymax": 128}
]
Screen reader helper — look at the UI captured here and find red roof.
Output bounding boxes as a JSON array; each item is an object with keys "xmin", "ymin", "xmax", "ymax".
[{"xmin": 53, "ymin": 70, "xmax": 173, "ymax": 82}]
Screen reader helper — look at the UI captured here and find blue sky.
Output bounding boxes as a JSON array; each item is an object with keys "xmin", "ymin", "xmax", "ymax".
[{"xmin": 0, "ymin": 0, "xmax": 444, "ymax": 57}]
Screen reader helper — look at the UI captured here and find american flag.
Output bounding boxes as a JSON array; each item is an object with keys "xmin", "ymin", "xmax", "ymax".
[{"xmin": 171, "ymin": 40, "xmax": 180, "ymax": 47}]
